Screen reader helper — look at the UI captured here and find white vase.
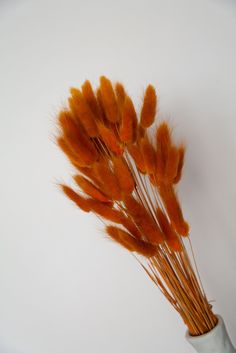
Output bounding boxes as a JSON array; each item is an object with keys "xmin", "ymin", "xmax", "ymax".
[{"xmin": 186, "ymin": 316, "xmax": 236, "ymax": 353}]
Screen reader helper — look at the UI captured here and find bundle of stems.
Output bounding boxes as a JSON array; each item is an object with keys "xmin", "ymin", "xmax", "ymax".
[{"xmin": 56, "ymin": 76, "xmax": 217, "ymax": 336}]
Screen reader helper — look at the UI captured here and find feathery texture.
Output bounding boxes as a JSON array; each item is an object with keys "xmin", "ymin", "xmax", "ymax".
[
  {"xmin": 58, "ymin": 111, "xmax": 98, "ymax": 164},
  {"xmin": 106, "ymin": 226, "xmax": 157, "ymax": 257},
  {"xmin": 119, "ymin": 96, "xmax": 137, "ymax": 143},
  {"xmin": 112, "ymin": 156, "xmax": 135, "ymax": 194},
  {"xmin": 69, "ymin": 88, "xmax": 99, "ymax": 137},
  {"xmin": 61, "ymin": 185, "xmax": 91, "ymax": 212},
  {"xmin": 159, "ymin": 184, "xmax": 189, "ymax": 236},
  {"xmin": 174, "ymin": 145, "xmax": 185, "ymax": 184},
  {"xmin": 74, "ymin": 175, "xmax": 110, "ymax": 203},
  {"xmin": 100, "ymin": 76, "xmax": 119, "ymax": 123},
  {"xmin": 140, "ymin": 136, "xmax": 156, "ymax": 175},
  {"xmin": 56, "ymin": 77, "xmax": 217, "ymax": 336},
  {"xmin": 140, "ymin": 85, "xmax": 157, "ymax": 128},
  {"xmin": 81, "ymin": 80, "xmax": 101, "ymax": 119},
  {"xmin": 93, "ymin": 161, "xmax": 122, "ymax": 200},
  {"xmin": 156, "ymin": 207, "xmax": 182, "ymax": 251},
  {"xmin": 98, "ymin": 123, "xmax": 123, "ymax": 156}
]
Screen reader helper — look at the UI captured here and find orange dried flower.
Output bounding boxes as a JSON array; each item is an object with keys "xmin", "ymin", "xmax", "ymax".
[
  {"xmin": 88, "ymin": 199, "xmax": 123, "ymax": 223},
  {"xmin": 140, "ymin": 136, "xmax": 156, "ymax": 175},
  {"xmin": 120, "ymin": 216, "xmax": 143, "ymax": 240},
  {"xmin": 98, "ymin": 123, "xmax": 123, "ymax": 156},
  {"xmin": 112, "ymin": 156, "xmax": 135, "ymax": 194},
  {"xmin": 158, "ymin": 184, "xmax": 189, "ymax": 236},
  {"xmin": 115, "ymin": 82, "xmax": 126, "ymax": 111},
  {"xmin": 106, "ymin": 226, "xmax": 157, "ymax": 257},
  {"xmin": 99, "ymin": 76, "xmax": 120, "ymax": 123},
  {"xmin": 140, "ymin": 85, "xmax": 157, "ymax": 128},
  {"xmin": 61, "ymin": 185, "xmax": 91, "ymax": 212},
  {"xmin": 127, "ymin": 144, "xmax": 146, "ymax": 174},
  {"xmin": 57, "ymin": 78, "xmax": 219, "ymax": 336},
  {"xmin": 56, "ymin": 78, "xmax": 219, "ymax": 337},
  {"xmin": 119, "ymin": 96, "xmax": 138, "ymax": 143},
  {"xmin": 69, "ymin": 88, "xmax": 99, "ymax": 137},
  {"xmin": 156, "ymin": 207, "xmax": 182, "ymax": 251},
  {"xmin": 124, "ymin": 195, "xmax": 164, "ymax": 245},
  {"xmin": 58, "ymin": 111, "xmax": 98, "ymax": 165},
  {"xmin": 74, "ymin": 175, "xmax": 110, "ymax": 203},
  {"xmin": 57, "ymin": 137, "xmax": 86, "ymax": 168},
  {"xmin": 164, "ymin": 146, "xmax": 180, "ymax": 184},
  {"xmin": 156, "ymin": 122, "xmax": 172, "ymax": 181},
  {"xmin": 93, "ymin": 161, "xmax": 122, "ymax": 200},
  {"xmin": 173, "ymin": 145, "xmax": 185, "ymax": 184},
  {"xmin": 81, "ymin": 80, "xmax": 101, "ymax": 119}
]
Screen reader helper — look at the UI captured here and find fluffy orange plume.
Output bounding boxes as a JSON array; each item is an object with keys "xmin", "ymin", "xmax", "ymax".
[
  {"xmin": 137, "ymin": 125, "xmax": 146, "ymax": 140},
  {"xmin": 112, "ymin": 156, "xmax": 135, "ymax": 194},
  {"xmin": 119, "ymin": 96, "xmax": 138, "ymax": 143},
  {"xmin": 115, "ymin": 82, "xmax": 126, "ymax": 110},
  {"xmin": 96, "ymin": 88, "xmax": 107, "ymax": 121},
  {"xmin": 88, "ymin": 199, "xmax": 123, "ymax": 223},
  {"xmin": 77, "ymin": 166, "xmax": 102, "ymax": 185},
  {"xmin": 140, "ymin": 136, "xmax": 156, "ymax": 174},
  {"xmin": 140, "ymin": 85, "xmax": 157, "ymax": 128},
  {"xmin": 174, "ymin": 145, "xmax": 185, "ymax": 184},
  {"xmin": 98, "ymin": 123, "xmax": 123, "ymax": 156},
  {"xmin": 57, "ymin": 137, "xmax": 87, "ymax": 168},
  {"xmin": 164, "ymin": 146, "xmax": 180, "ymax": 184},
  {"xmin": 93, "ymin": 161, "xmax": 122, "ymax": 200},
  {"xmin": 158, "ymin": 184, "xmax": 189, "ymax": 236},
  {"xmin": 127, "ymin": 144, "xmax": 146, "ymax": 174},
  {"xmin": 124, "ymin": 195, "xmax": 164, "ymax": 245},
  {"xmin": 74, "ymin": 175, "xmax": 110, "ymax": 203},
  {"xmin": 156, "ymin": 208, "xmax": 182, "ymax": 251},
  {"xmin": 120, "ymin": 216, "xmax": 143, "ymax": 240},
  {"xmin": 81, "ymin": 80, "xmax": 101, "ymax": 119},
  {"xmin": 58, "ymin": 111, "xmax": 98, "ymax": 165},
  {"xmin": 99, "ymin": 76, "xmax": 119, "ymax": 123},
  {"xmin": 61, "ymin": 185, "xmax": 91, "ymax": 212},
  {"xmin": 69, "ymin": 88, "xmax": 98, "ymax": 137},
  {"xmin": 106, "ymin": 226, "xmax": 157, "ymax": 257},
  {"xmin": 156, "ymin": 122, "xmax": 172, "ymax": 181}
]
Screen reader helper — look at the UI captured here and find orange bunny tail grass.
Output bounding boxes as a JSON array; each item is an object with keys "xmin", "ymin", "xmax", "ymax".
[
  {"xmin": 97, "ymin": 123, "xmax": 123, "ymax": 156},
  {"xmin": 119, "ymin": 96, "xmax": 138, "ymax": 143},
  {"xmin": 73, "ymin": 175, "xmax": 111, "ymax": 203},
  {"xmin": 112, "ymin": 156, "xmax": 135, "ymax": 194},
  {"xmin": 115, "ymin": 82, "xmax": 126, "ymax": 111},
  {"xmin": 106, "ymin": 226, "xmax": 157, "ymax": 258},
  {"xmin": 99, "ymin": 76, "xmax": 120, "ymax": 123},
  {"xmin": 93, "ymin": 161, "xmax": 122, "ymax": 200},
  {"xmin": 69, "ymin": 88, "xmax": 99, "ymax": 137},
  {"xmin": 164, "ymin": 146, "xmax": 180, "ymax": 184},
  {"xmin": 127, "ymin": 144, "xmax": 146, "ymax": 174},
  {"xmin": 140, "ymin": 136, "xmax": 156, "ymax": 175},
  {"xmin": 158, "ymin": 184, "xmax": 189, "ymax": 236},
  {"xmin": 57, "ymin": 137, "xmax": 86, "ymax": 168},
  {"xmin": 155, "ymin": 122, "xmax": 172, "ymax": 182},
  {"xmin": 124, "ymin": 195, "xmax": 164, "ymax": 245},
  {"xmin": 120, "ymin": 216, "xmax": 143, "ymax": 240},
  {"xmin": 61, "ymin": 185, "xmax": 91, "ymax": 212},
  {"xmin": 174, "ymin": 145, "xmax": 185, "ymax": 184},
  {"xmin": 140, "ymin": 85, "xmax": 157, "ymax": 128},
  {"xmin": 81, "ymin": 80, "xmax": 101, "ymax": 119},
  {"xmin": 87, "ymin": 199, "xmax": 123, "ymax": 223},
  {"xmin": 56, "ymin": 77, "xmax": 218, "ymax": 337},
  {"xmin": 58, "ymin": 111, "xmax": 98, "ymax": 165},
  {"xmin": 156, "ymin": 207, "xmax": 182, "ymax": 252}
]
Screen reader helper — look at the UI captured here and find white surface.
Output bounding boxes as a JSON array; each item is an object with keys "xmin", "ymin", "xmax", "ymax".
[
  {"xmin": 0, "ymin": 1, "xmax": 236, "ymax": 353},
  {"xmin": 186, "ymin": 316, "xmax": 236, "ymax": 353}
]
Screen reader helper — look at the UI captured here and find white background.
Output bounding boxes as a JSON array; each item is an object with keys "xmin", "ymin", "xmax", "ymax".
[{"xmin": 1, "ymin": 0, "xmax": 236, "ymax": 352}]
